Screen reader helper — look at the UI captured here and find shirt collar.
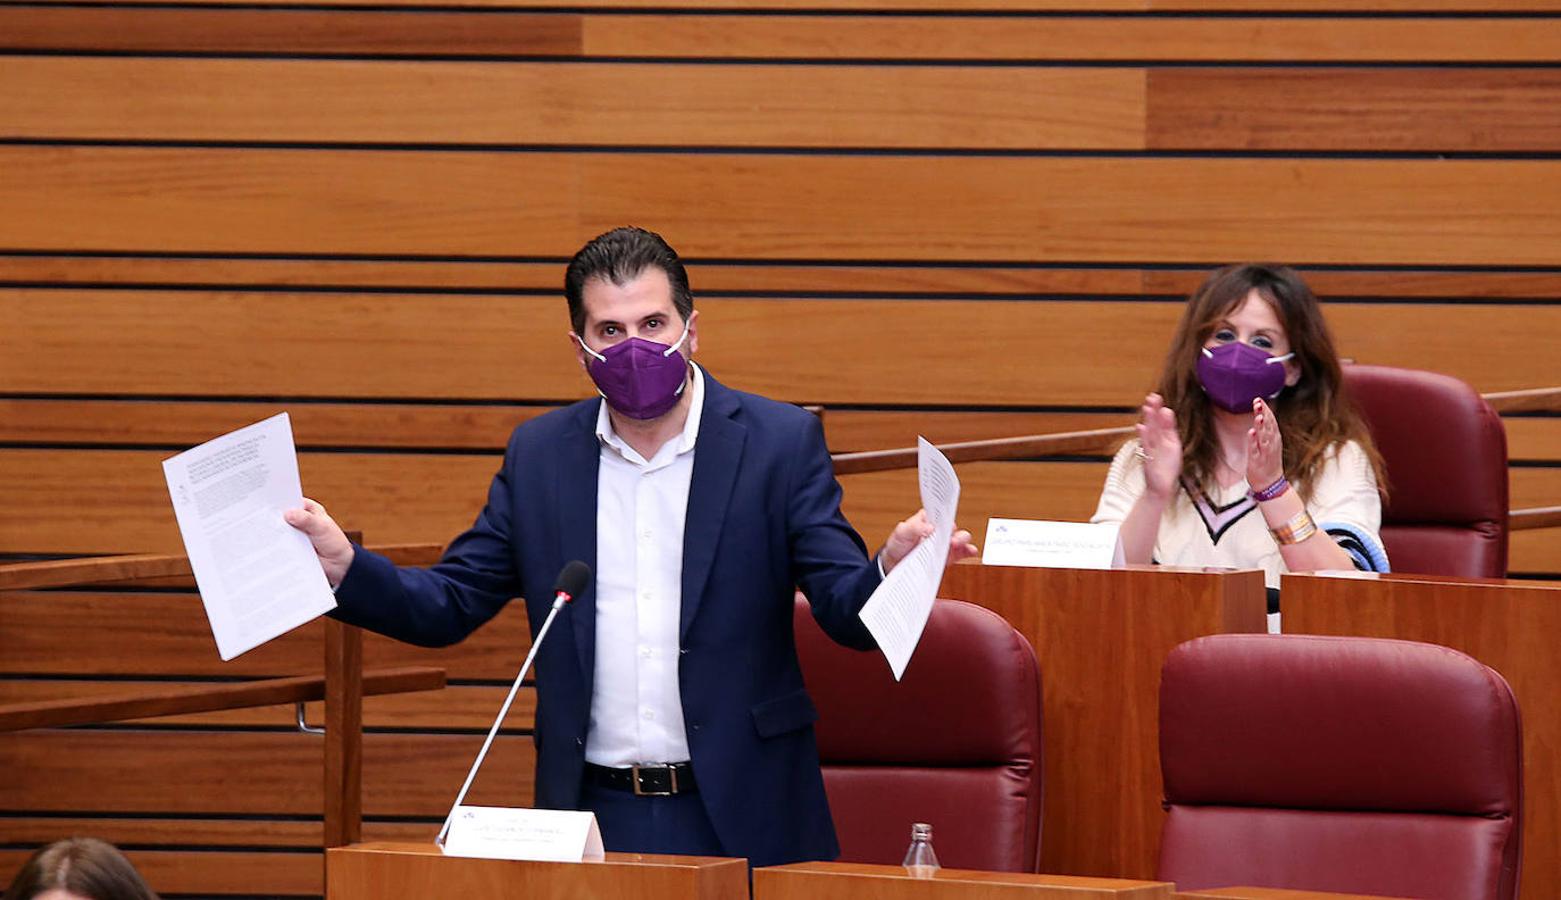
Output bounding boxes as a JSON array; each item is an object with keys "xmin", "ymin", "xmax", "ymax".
[{"xmin": 594, "ymin": 362, "xmax": 705, "ymax": 465}]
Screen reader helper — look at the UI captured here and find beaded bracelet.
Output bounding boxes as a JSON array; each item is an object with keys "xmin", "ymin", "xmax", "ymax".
[
  {"xmin": 1249, "ymin": 475, "xmax": 1290, "ymax": 503},
  {"xmin": 1270, "ymin": 509, "xmax": 1318, "ymax": 545}
]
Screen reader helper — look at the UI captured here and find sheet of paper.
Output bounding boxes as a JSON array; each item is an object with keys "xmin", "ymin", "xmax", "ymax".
[
  {"xmin": 982, "ymin": 518, "xmax": 1123, "ymax": 570},
  {"xmin": 163, "ymin": 412, "xmax": 336, "ymax": 660},
  {"xmin": 858, "ymin": 437, "xmax": 961, "ymax": 681}
]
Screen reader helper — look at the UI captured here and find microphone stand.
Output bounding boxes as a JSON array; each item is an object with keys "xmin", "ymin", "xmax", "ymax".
[{"xmin": 436, "ymin": 589, "xmax": 572, "ymax": 846}]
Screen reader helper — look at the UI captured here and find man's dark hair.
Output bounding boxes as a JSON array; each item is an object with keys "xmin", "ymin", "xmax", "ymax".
[{"xmin": 564, "ymin": 227, "xmax": 693, "ymax": 335}]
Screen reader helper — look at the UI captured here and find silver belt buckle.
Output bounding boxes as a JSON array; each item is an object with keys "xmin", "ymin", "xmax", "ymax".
[{"xmin": 631, "ymin": 763, "xmax": 677, "ymax": 796}]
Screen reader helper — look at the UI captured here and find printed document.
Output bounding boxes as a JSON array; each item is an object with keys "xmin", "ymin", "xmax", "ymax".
[
  {"xmin": 858, "ymin": 438, "xmax": 961, "ymax": 680},
  {"xmin": 163, "ymin": 413, "xmax": 335, "ymax": 660}
]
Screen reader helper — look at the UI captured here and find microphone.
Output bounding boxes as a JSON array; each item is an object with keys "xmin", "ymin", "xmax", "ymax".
[
  {"xmin": 437, "ymin": 561, "xmax": 593, "ymax": 846},
  {"xmin": 553, "ymin": 559, "xmax": 590, "ymax": 605}
]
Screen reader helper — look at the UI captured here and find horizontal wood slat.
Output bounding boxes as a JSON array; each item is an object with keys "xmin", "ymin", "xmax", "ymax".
[
  {"xmin": 0, "ymin": 58, "xmax": 1146, "ymax": 150},
  {"xmin": 4, "ymin": 291, "xmax": 1556, "ymax": 404},
  {"xmin": 8, "ymin": 257, "xmax": 1561, "ymax": 302},
  {"xmin": 6, "ymin": 10, "xmax": 1560, "ymax": 61},
  {"xmin": 0, "ymin": 666, "xmax": 443, "ymax": 732},
  {"xmin": 0, "ymin": 680, "xmax": 530, "ymax": 731},
  {"xmin": 4, "ymin": 451, "xmax": 1555, "ymax": 569},
  {"xmin": 38, "ymin": 0, "xmax": 1561, "ymax": 11},
  {"xmin": 0, "ymin": 816, "xmax": 436, "ymax": 849},
  {"xmin": 0, "ymin": 730, "xmax": 534, "ymax": 816},
  {"xmin": 0, "ymin": 848, "xmax": 323, "ymax": 897},
  {"xmin": 1147, "ymin": 69, "xmax": 1561, "ymax": 152},
  {"xmin": 5, "ymin": 398, "xmax": 1549, "ymax": 460},
  {"xmin": 6, "ymin": 149, "xmax": 1561, "ymax": 265},
  {"xmin": 0, "ymin": 591, "xmax": 532, "ymax": 679}
]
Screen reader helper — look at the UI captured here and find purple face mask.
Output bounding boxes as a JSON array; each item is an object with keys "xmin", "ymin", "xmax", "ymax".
[
  {"xmin": 576, "ymin": 322, "xmax": 691, "ymax": 420},
  {"xmin": 1196, "ymin": 341, "xmax": 1294, "ymax": 414}
]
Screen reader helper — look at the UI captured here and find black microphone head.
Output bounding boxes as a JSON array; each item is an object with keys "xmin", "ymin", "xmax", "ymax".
[{"xmin": 553, "ymin": 560, "xmax": 592, "ymax": 601}]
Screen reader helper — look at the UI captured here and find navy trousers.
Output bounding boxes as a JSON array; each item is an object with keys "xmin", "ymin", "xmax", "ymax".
[{"xmin": 581, "ymin": 781, "xmax": 725, "ymax": 857}]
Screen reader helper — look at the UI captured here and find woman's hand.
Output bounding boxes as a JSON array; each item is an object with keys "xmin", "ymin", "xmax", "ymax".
[
  {"xmin": 1246, "ymin": 398, "xmax": 1285, "ymax": 491},
  {"xmin": 1136, "ymin": 393, "xmax": 1183, "ymax": 499}
]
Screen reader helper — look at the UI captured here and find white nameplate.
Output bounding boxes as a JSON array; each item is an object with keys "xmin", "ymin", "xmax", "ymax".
[
  {"xmin": 981, "ymin": 518, "xmax": 1124, "ymax": 570},
  {"xmin": 441, "ymin": 806, "xmax": 604, "ymax": 863}
]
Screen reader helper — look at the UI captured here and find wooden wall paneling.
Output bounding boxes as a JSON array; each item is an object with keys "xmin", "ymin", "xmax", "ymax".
[
  {"xmin": 11, "ymin": 256, "xmax": 1561, "ymax": 304},
  {"xmin": 580, "ymin": 14, "xmax": 1561, "ymax": 62},
  {"xmin": 4, "ymin": 291, "xmax": 1557, "ymax": 404},
  {"xmin": 37, "ymin": 0, "xmax": 1561, "ymax": 11},
  {"xmin": 4, "ymin": 451, "xmax": 1557, "ymax": 570},
  {"xmin": 0, "ymin": 816, "xmax": 435, "ymax": 848},
  {"xmin": 0, "ymin": 590, "xmax": 533, "ymax": 679},
  {"xmin": 0, "ymin": 58, "xmax": 1147, "ymax": 150},
  {"xmin": 0, "ymin": 8, "xmax": 584, "ymax": 56},
  {"xmin": 0, "ymin": 680, "xmax": 530, "ymax": 731},
  {"xmin": 0, "ymin": 730, "xmax": 534, "ymax": 815},
  {"xmin": 1147, "ymin": 69, "xmax": 1561, "ymax": 152},
  {"xmin": 0, "ymin": 848, "xmax": 324, "ymax": 897},
  {"xmin": 7, "ymin": 149, "xmax": 1561, "ymax": 264},
  {"xmin": 0, "ymin": 256, "xmax": 1158, "ymax": 296}
]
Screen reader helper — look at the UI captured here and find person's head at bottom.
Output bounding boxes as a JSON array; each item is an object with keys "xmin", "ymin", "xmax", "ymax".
[{"xmin": 3, "ymin": 838, "xmax": 159, "ymax": 900}]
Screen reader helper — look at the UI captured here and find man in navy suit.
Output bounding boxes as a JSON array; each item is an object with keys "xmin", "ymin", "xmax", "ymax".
[{"xmin": 285, "ymin": 227, "xmax": 975, "ymax": 867}]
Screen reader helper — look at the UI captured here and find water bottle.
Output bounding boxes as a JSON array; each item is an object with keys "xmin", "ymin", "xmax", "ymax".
[{"xmin": 901, "ymin": 822, "xmax": 940, "ymax": 876}]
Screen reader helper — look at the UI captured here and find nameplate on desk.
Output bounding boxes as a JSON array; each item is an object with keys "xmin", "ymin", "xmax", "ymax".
[
  {"xmin": 441, "ymin": 806, "xmax": 604, "ymax": 863},
  {"xmin": 982, "ymin": 518, "xmax": 1124, "ymax": 570}
]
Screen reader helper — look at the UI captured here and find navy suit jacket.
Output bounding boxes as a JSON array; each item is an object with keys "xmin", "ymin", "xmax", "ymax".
[{"xmin": 331, "ymin": 371, "xmax": 883, "ymax": 866}]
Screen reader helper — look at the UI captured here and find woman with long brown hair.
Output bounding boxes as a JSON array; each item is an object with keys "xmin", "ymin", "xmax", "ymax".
[
  {"xmin": 3, "ymin": 838, "xmax": 159, "ymax": 900},
  {"xmin": 1092, "ymin": 264, "xmax": 1389, "ymax": 621}
]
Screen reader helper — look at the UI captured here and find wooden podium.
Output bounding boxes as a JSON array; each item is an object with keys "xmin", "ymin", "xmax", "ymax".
[
  {"xmin": 938, "ymin": 564, "xmax": 1267, "ymax": 880},
  {"xmin": 1283, "ymin": 572, "xmax": 1561, "ymax": 897},
  {"xmin": 325, "ymin": 841, "xmax": 748, "ymax": 899},
  {"xmin": 755, "ymin": 861, "xmax": 1174, "ymax": 899}
]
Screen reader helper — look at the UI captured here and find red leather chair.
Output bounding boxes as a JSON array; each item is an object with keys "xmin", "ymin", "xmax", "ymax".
[
  {"xmin": 793, "ymin": 596, "xmax": 1043, "ymax": 872},
  {"xmin": 1159, "ymin": 634, "xmax": 1522, "ymax": 900},
  {"xmin": 1341, "ymin": 364, "xmax": 1509, "ymax": 577}
]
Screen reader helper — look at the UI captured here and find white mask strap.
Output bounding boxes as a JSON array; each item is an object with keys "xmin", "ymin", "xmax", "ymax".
[
  {"xmin": 662, "ymin": 320, "xmax": 692, "ymax": 357},
  {"xmin": 1265, "ymin": 352, "xmax": 1295, "ymax": 365},
  {"xmin": 573, "ymin": 333, "xmax": 606, "ymax": 363}
]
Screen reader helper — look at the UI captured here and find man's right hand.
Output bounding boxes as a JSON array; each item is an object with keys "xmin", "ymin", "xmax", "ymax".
[{"xmin": 283, "ymin": 497, "xmax": 355, "ymax": 589}]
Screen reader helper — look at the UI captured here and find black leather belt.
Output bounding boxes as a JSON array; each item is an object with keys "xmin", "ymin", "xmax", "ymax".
[{"xmin": 585, "ymin": 762, "xmax": 697, "ymax": 796}]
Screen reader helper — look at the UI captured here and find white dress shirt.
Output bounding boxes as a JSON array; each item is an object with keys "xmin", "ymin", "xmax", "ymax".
[{"xmin": 584, "ymin": 364, "xmax": 704, "ymax": 767}]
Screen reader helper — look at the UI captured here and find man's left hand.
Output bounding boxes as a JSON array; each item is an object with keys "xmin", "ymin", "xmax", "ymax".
[{"xmin": 880, "ymin": 509, "xmax": 980, "ymax": 574}]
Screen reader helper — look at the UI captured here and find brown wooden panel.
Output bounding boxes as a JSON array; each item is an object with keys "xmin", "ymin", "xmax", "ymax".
[
  {"xmin": 8, "ymin": 8, "xmax": 1553, "ymax": 62},
  {"xmin": 25, "ymin": 8, "xmax": 1542, "ymax": 62},
  {"xmin": 0, "ymin": 848, "xmax": 322, "ymax": 897},
  {"xmin": 3, "ymin": 445, "xmax": 1556, "ymax": 568},
  {"xmin": 0, "ymin": 680, "xmax": 530, "ymax": 731},
  {"xmin": 4, "ymin": 291, "xmax": 1558, "ymax": 405},
  {"xmin": 0, "ymin": 730, "xmax": 533, "ymax": 815},
  {"xmin": 1506, "ymin": 418, "xmax": 1561, "ymax": 463},
  {"xmin": 1149, "ymin": 69, "xmax": 1561, "ymax": 152},
  {"xmin": 583, "ymin": 14, "xmax": 1561, "ymax": 62},
  {"xmin": 0, "ymin": 816, "xmax": 433, "ymax": 848},
  {"xmin": 0, "ymin": 590, "xmax": 532, "ymax": 679},
  {"xmin": 12, "ymin": 256, "xmax": 1561, "ymax": 303},
  {"xmin": 0, "ymin": 58, "xmax": 1146, "ymax": 150},
  {"xmin": 6, "ymin": 149, "xmax": 1561, "ymax": 265},
  {"xmin": 47, "ymin": 0, "xmax": 1561, "ymax": 11},
  {"xmin": 0, "ymin": 7, "xmax": 582, "ymax": 55},
  {"xmin": 0, "ymin": 255, "xmax": 1155, "ymax": 296}
]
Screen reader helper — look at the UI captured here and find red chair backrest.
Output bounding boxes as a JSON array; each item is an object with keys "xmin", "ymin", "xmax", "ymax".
[
  {"xmin": 794, "ymin": 596, "xmax": 1043, "ymax": 872},
  {"xmin": 1342, "ymin": 364, "xmax": 1508, "ymax": 578},
  {"xmin": 1159, "ymin": 634, "xmax": 1522, "ymax": 900}
]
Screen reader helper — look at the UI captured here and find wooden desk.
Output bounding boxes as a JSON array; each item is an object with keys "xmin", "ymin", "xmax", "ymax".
[
  {"xmin": 1283, "ymin": 572, "xmax": 1561, "ymax": 899},
  {"xmin": 755, "ymin": 861, "xmax": 1173, "ymax": 899},
  {"xmin": 938, "ymin": 564, "xmax": 1267, "ymax": 880},
  {"xmin": 326, "ymin": 841, "xmax": 747, "ymax": 900}
]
